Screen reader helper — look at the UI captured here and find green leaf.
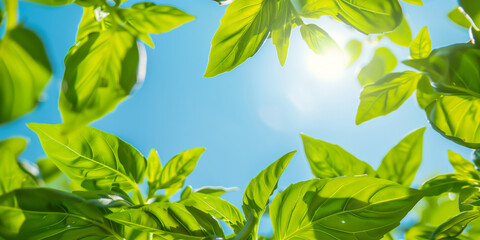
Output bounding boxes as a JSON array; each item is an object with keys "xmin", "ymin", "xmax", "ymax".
[
  {"xmin": 431, "ymin": 211, "xmax": 480, "ymax": 240},
  {"xmin": 37, "ymin": 158, "xmax": 61, "ymax": 184},
  {"xmin": 356, "ymin": 71, "xmax": 423, "ymax": 124},
  {"xmin": 459, "ymin": 187, "xmax": 480, "ymax": 211},
  {"xmin": 0, "ymin": 138, "xmax": 37, "ymax": 195},
  {"xmin": 448, "ymin": 150, "xmax": 479, "ymax": 179},
  {"xmin": 76, "ymin": 7, "xmax": 102, "ymax": 42},
  {"xmin": 421, "ymin": 173, "xmax": 480, "ymax": 196},
  {"xmin": 106, "ymin": 202, "xmax": 224, "ymax": 239},
  {"xmin": 181, "ymin": 191, "xmax": 245, "ymax": 233},
  {"xmin": 158, "ymin": 147, "xmax": 205, "ymax": 196},
  {"xmin": 0, "ymin": 188, "xmax": 120, "ymax": 239},
  {"xmin": 73, "ymin": 189, "xmax": 134, "ymax": 208},
  {"xmin": 269, "ymin": 176, "xmax": 423, "ymax": 240},
  {"xmin": 416, "ymin": 74, "xmax": 440, "ymax": 109},
  {"xmin": 448, "ymin": 7, "xmax": 472, "ymax": 29},
  {"xmin": 301, "ymin": 134, "xmax": 375, "ymax": 178},
  {"xmin": 60, "ymin": 28, "xmax": 143, "ymax": 128},
  {"xmin": 377, "ymin": 127, "xmax": 426, "ymax": 186},
  {"xmin": 204, "ymin": 0, "xmax": 276, "ymax": 77},
  {"xmin": 459, "ymin": 0, "xmax": 480, "ymax": 30},
  {"xmin": 195, "ymin": 186, "xmax": 238, "ymax": 197},
  {"xmin": 358, "ymin": 47, "xmax": 397, "ymax": 86},
  {"xmin": 0, "ymin": 10, "xmax": 3, "ymax": 26},
  {"xmin": 272, "ymin": 0, "xmax": 294, "ymax": 66},
  {"xmin": 291, "ymin": 0, "xmax": 337, "ymax": 18},
  {"xmin": 345, "ymin": 39, "xmax": 362, "ymax": 66},
  {"xmin": 120, "ymin": 3, "xmax": 195, "ymax": 34},
  {"xmin": 402, "ymin": 0, "xmax": 423, "ymax": 5},
  {"xmin": 333, "ymin": 0, "xmax": 403, "ymax": 34},
  {"xmin": 146, "ymin": 149, "xmax": 163, "ymax": 198},
  {"xmin": 426, "ymin": 95, "xmax": 480, "ymax": 149},
  {"xmin": 0, "ymin": 26, "xmax": 51, "ymax": 124},
  {"xmin": 386, "ymin": 17, "xmax": 412, "ymax": 47},
  {"xmin": 410, "ymin": 27, "xmax": 431, "ymax": 59},
  {"xmin": 27, "ymin": 123, "xmax": 146, "ymax": 193},
  {"xmin": 300, "ymin": 23, "xmax": 340, "ymax": 55},
  {"xmin": 242, "ymin": 151, "xmax": 296, "ymax": 237},
  {"xmin": 23, "ymin": 0, "xmax": 73, "ymax": 5}
]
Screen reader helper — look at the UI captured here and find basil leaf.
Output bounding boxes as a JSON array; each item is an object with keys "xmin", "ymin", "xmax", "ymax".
[
  {"xmin": 386, "ymin": 17, "xmax": 412, "ymax": 47},
  {"xmin": 291, "ymin": 0, "xmax": 337, "ymax": 18},
  {"xmin": 27, "ymin": 123, "xmax": 146, "ymax": 193},
  {"xmin": 194, "ymin": 186, "xmax": 238, "ymax": 197},
  {"xmin": 0, "ymin": 188, "xmax": 120, "ymax": 239},
  {"xmin": 269, "ymin": 176, "xmax": 423, "ymax": 240},
  {"xmin": 431, "ymin": 211, "xmax": 480, "ymax": 240},
  {"xmin": 345, "ymin": 39, "xmax": 362, "ymax": 66},
  {"xmin": 334, "ymin": 0, "xmax": 403, "ymax": 34},
  {"xmin": 0, "ymin": 26, "xmax": 51, "ymax": 124},
  {"xmin": 242, "ymin": 151, "xmax": 296, "ymax": 237},
  {"xmin": 204, "ymin": 0, "xmax": 276, "ymax": 77},
  {"xmin": 300, "ymin": 23, "xmax": 339, "ymax": 55},
  {"xmin": 410, "ymin": 26, "xmax": 431, "ymax": 59},
  {"xmin": 182, "ymin": 191, "xmax": 245, "ymax": 233},
  {"xmin": 0, "ymin": 138, "xmax": 37, "ymax": 195},
  {"xmin": 416, "ymin": 74, "xmax": 440, "ymax": 109},
  {"xmin": 301, "ymin": 134, "xmax": 375, "ymax": 178},
  {"xmin": 356, "ymin": 71, "xmax": 423, "ymax": 124},
  {"xmin": 36, "ymin": 158, "xmax": 61, "ymax": 184},
  {"xmin": 449, "ymin": 150, "xmax": 479, "ymax": 179},
  {"xmin": 448, "ymin": 7, "xmax": 472, "ymax": 29},
  {"xmin": 358, "ymin": 47, "xmax": 397, "ymax": 86},
  {"xmin": 106, "ymin": 202, "xmax": 224, "ymax": 239},
  {"xmin": 272, "ymin": 0, "xmax": 294, "ymax": 66},
  {"xmin": 24, "ymin": 0, "xmax": 73, "ymax": 5},
  {"xmin": 421, "ymin": 173, "xmax": 480, "ymax": 196},
  {"xmin": 121, "ymin": 3, "xmax": 194, "ymax": 34},
  {"xmin": 60, "ymin": 28, "xmax": 143, "ymax": 128},
  {"xmin": 402, "ymin": 0, "xmax": 423, "ymax": 5},
  {"xmin": 146, "ymin": 149, "xmax": 163, "ymax": 198},
  {"xmin": 377, "ymin": 127, "xmax": 426, "ymax": 186},
  {"xmin": 158, "ymin": 147, "xmax": 205, "ymax": 196}
]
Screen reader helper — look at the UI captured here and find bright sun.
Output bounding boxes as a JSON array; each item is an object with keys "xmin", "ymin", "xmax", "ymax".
[{"xmin": 305, "ymin": 49, "xmax": 346, "ymax": 81}]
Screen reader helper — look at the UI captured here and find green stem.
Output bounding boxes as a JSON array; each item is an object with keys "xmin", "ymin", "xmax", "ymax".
[
  {"xmin": 5, "ymin": 0, "xmax": 17, "ymax": 30},
  {"xmin": 133, "ymin": 185, "xmax": 145, "ymax": 205}
]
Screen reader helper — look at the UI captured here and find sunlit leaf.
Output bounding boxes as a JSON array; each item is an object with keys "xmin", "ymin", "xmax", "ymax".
[
  {"xmin": 431, "ymin": 211, "xmax": 480, "ymax": 240},
  {"xmin": 459, "ymin": 0, "xmax": 480, "ymax": 29},
  {"xmin": 0, "ymin": 188, "xmax": 120, "ymax": 239},
  {"xmin": 121, "ymin": 3, "xmax": 194, "ymax": 34},
  {"xmin": 0, "ymin": 26, "xmax": 51, "ymax": 124},
  {"xmin": 158, "ymin": 147, "xmax": 205, "ymax": 196},
  {"xmin": 356, "ymin": 71, "xmax": 423, "ymax": 124},
  {"xmin": 402, "ymin": 0, "xmax": 423, "ymax": 5},
  {"xmin": 426, "ymin": 95, "xmax": 480, "ymax": 149},
  {"xmin": 182, "ymin": 191, "xmax": 245, "ymax": 233},
  {"xmin": 416, "ymin": 74, "xmax": 440, "ymax": 109},
  {"xmin": 345, "ymin": 39, "xmax": 362, "ymax": 66},
  {"xmin": 386, "ymin": 17, "xmax": 412, "ymax": 47},
  {"xmin": 421, "ymin": 173, "xmax": 480, "ymax": 196},
  {"xmin": 28, "ymin": 123, "xmax": 146, "ymax": 193},
  {"xmin": 449, "ymin": 7, "xmax": 472, "ymax": 29},
  {"xmin": 194, "ymin": 186, "xmax": 238, "ymax": 197},
  {"xmin": 106, "ymin": 202, "xmax": 224, "ymax": 239},
  {"xmin": 272, "ymin": 0, "xmax": 294, "ymax": 66},
  {"xmin": 24, "ymin": 0, "xmax": 73, "ymax": 6},
  {"xmin": 37, "ymin": 158, "xmax": 61, "ymax": 184},
  {"xmin": 270, "ymin": 176, "xmax": 423, "ymax": 240},
  {"xmin": 291, "ymin": 0, "xmax": 337, "ymax": 18},
  {"xmin": 73, "ymin": 189, "xmax": 135, "ymax": 208},
  {"xmin": 459, "ymin": 187, "xmax": 480, "ymax": 211},
  {"xmin": 358, "ymin": 47, "xmax": 397, "ymax": 86},
  {"xmin": 242, "ymin": 151, "xmax": 296, "ymax": 237},
  {"xmin": 0, "ymin": 138, "xmax": 37, "ymax": 195},
  {"xmin": 60, "ymin": 28, "xmax": 143, "ymax": 128},
  {"xmin": 333, "ymin": 0, "xmax": 403, "ymax": 34},
  {"xmin": 300, "ymin": 23, "xmax": 339, "ymax": 55},
  {"xmin": 377, "ymin": 127, "xmax": 426, "ymax": 186},
  {"xmin": 410, "ymin": 27, "xmax": 431, "ymax": 59},
  {"xmin": 146, "ymin": 149, "xmax": 163, "ymax": 198},
  {"xmin": 204, "ymin": 0, "xmax": 275, "ymax": 77},
  {"xmin": 301, "ymin": 134, "xmax": 375, "ymax": 178},
  {"xmin": 448, "ymin": 150, "xmax": 479, "ymax": 179}
]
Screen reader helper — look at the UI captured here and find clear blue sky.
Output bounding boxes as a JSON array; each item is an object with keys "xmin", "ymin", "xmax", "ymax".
[{"xmin": 0, "ymin": 0, "xmax": 473, "ymax": 234}]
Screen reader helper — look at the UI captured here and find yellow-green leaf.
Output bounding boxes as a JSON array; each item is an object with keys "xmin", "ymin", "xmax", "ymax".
[
  {"xmin": 410, "ymin": 27, "xmax": 431, "ymax": 59},
  {"xmin": 358, "ymin": 47, "xmax": 397, "ymax": 86},
  {"xmin": 448, "ymin": 7, "xmax": 472, "ymax": 29},
  {"xmin": 386, "ymin": 17, "xmax": 412, "ymax": 47},
  {"xmin": 300, "ymin": 23, "xmax": 340, "ymax": 55}
]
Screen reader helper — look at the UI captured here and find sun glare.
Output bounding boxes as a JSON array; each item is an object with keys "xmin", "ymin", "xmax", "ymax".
[{"xmin": 305, "ymin": 49, "xmax": 346, "ymax": 81}]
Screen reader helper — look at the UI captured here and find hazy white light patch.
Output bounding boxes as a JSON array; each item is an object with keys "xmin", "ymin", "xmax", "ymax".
[
  {"xmin": 94, "ymin": 7, "xmax": 109, "ymax": 22},
  {"xmin": 448, "ymin": 192, "xmax": 456, "ymax": 200},
  {"xmin": 136, "ymin": 42, "xmax": 147, "ymax": 86},
  {"xmin": 305, "ymin": 49, "xmax": 346, "ymax": 81}
]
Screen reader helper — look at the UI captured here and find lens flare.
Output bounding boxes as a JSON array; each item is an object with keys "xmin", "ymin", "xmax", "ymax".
[{"xmin": 305, "ymin": 49, "xmax": 346, "ymax": 81}]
